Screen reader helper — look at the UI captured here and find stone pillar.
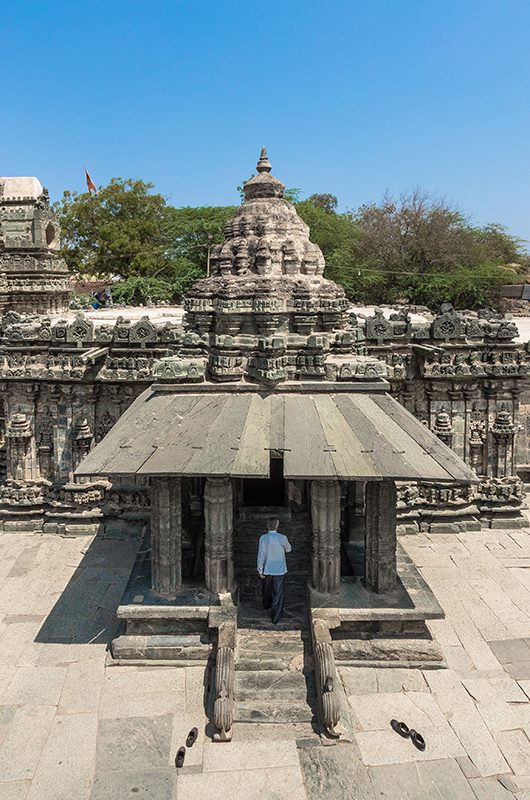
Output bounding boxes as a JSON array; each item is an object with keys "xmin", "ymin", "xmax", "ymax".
[
  {"xmin": 364, "ymin": 480, "xmax": 397, "ymax": 593},
  {"xmin": 204, "ymin": 477, "xmax": 233, "ymax": 594},
  {"xmin": 310, "ymin": 479, "xmax": 341, "ymax": 593},
  {"xmin": 6, "ymin": 413, "xmax": 34, "ymax": 481},
  {"xmin": 151, "ymin": 477, "xmax": 182, "ymax": 596}
]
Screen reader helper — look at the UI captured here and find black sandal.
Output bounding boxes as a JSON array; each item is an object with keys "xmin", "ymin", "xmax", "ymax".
[
  {"xmin": 175, "ymin": 746, "xmax": 186, "ymax": 768},
  {"xmin": 390, "ymin": 719, "xmax": 410, "ymax": 738},
  {"xmin": 186, "ymin": 727, "xmax": 198, "ymax": 748},
  {"xmin": 409, "ymin": 730, "xmax": 426, "ymax": 751}
]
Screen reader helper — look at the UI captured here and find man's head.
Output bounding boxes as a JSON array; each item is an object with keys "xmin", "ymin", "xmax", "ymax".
[{"xmin": 268, "ymin": 517, "xmax": 279, "ymax": 532}]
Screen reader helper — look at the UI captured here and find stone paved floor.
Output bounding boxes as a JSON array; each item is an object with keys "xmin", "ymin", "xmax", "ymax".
[{"xmin": 0, "ymin": 528, "xmax": 529, "ymax": 799}]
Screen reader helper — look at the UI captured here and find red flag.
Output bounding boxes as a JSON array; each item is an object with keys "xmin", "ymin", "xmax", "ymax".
[{"xmin": 85, "ymin": 168, "xmax": 97, "ymax": 194}]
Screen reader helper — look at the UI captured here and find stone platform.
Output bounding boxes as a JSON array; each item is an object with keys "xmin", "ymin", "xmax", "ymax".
[
  {"xmin": 311, "ymin": 542, "xmax": 445, "ymax": 669},
  {"xmin": 109, "ymin": 540, "xmax": 222, "ymax": 664},
  {"xmin": 1, "ymin": 527, "xmax": 530, "ymax": 797}
]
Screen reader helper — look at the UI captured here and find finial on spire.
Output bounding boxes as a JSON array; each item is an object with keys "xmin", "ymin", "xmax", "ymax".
[{"xmin": 256, "ymin": 146, "xmax": 272, "ymax": 173}]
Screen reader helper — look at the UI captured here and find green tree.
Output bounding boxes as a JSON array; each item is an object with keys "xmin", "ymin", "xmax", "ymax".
[
  {"xmin": 307, "ymin": 193, "xmax": 338, "ymax": 214},
  {"xmin": 341, "ymin": 190, "xmax": 527, "ymax": 307},
  {"xmin": 55, "ymin": 178, "xmax": 180, "ymax": 278},
  {"xmin": 55, "ymin": 178, "xmax": 210, "ymax": 303},
  {"xmin": 165, "ymin": 205, "xmax": 236, "ymax": 274}
]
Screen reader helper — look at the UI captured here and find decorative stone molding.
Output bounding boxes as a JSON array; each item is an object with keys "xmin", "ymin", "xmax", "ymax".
[{"xmin": 432, "ymin": 408, "xmax": 454, "ymax": 447}]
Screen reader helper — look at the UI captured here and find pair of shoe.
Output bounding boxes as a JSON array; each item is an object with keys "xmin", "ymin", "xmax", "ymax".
[
  {"xmin": 390, "ymin": 719, "xmax": 426, "ymax": 751},
  {"xmin": 175, "ymin": 727, "xmax": 199, "ymax": 768}
]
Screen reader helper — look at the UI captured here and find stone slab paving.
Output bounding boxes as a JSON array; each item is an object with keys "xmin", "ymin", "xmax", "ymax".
[{"xmin": 0, "ymin": 530, "xmax": 530, "ymax": 798}]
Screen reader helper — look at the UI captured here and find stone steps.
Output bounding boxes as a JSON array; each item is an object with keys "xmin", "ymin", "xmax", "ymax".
[
  {"xmin": 233, "ymin": 700, "xmax": 314, "ymax": 724},
  {"xmin": 111, "ymin": 633, "xmax": 212, "ymax": 662},
  {"xmin": 237, "ymin": 630, "xmax": 308, "ymax": 671},
  {"xmin": 234, "ymin": 620, "xmax": 316, "ymax": 725},
  {"xmin": 235, "ymin": 668, "xmax": 312, "ymax": 701}
]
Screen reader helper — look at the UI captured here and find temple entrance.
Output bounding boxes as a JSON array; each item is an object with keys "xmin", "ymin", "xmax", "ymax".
[
  {"xmin": 242, "ymin": 456, "xmax": 286, "ymax": 506},
  {"xmin": 234, "ymin": 468, "xmax": 312, "ymax": 632}
]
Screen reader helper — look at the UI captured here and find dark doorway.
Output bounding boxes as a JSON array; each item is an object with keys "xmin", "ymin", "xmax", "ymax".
[{"xmin": 243, "ymin": 456, "xmax": 285, "ymax": 506}]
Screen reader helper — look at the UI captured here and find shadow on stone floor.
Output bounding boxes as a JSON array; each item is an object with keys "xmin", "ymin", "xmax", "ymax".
[{"xmin": 35, "ymin": 535, "xmax": 141, "ymax": 645}]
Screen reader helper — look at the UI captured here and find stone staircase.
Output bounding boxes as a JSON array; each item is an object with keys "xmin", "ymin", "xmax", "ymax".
[
  {"xmin": 234, "ymin": 541, "xmax": 317, "ymax": 727},
  {"xmin": 234, "ymin": 628, "xmax": 316, "ymax": 725}
]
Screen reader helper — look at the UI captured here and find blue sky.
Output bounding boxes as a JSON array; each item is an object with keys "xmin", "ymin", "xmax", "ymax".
[{"xmin": 2, "ymin": 1, "xmax": 530, "ymax": 243}]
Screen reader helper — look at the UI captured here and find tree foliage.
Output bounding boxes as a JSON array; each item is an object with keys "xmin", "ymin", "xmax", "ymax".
[
  {"xmin": 165, "ymin": 205, "xmax": 236, "ymax": 272},
  {"xmin": 55, "ymin": 179, "xmax": 177, "ymax": 278},
  {"xmin": 55, "ymin": 179, "xmax": 227, "ymax": 303},
  {"xmin": 56, "ymin": 177, "xmax": 526, "ymax": 310},
  {"xmin": 324, "ymin": 190, "xmax": 526, "ymax": 308}
]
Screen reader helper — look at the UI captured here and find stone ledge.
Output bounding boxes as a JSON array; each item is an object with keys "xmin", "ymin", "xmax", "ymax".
[{"xmin": 116, "ymin": 604, "xmax": 211, "ymax": 620}]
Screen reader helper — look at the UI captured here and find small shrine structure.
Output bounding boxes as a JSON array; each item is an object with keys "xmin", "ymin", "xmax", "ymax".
[{"xmin": 77, "ymin": 150, "xmax": 477, "ymax": 739}]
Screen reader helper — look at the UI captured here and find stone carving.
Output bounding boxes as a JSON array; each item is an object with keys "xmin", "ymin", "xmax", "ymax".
[
  {"xmin": 312, "ymin": 618, "xmax": 340, "ymax": 737},
  {"xmin": 71, "ymin": 418, "xmax": 93, "ymax": 473},
  {"xmin": 310, "ymin": 480, "xmax": 341, "ymax": 593},
  {"xmin": 365, "ymin": 481, "xmax": 397, "ymax": 593},
  {"xmin": 491, "ymin": 406, "xmax": 517, "ymax": 479},
  {"xmin": 0, "ymin": 177, "xmax": 71, "ymax": 313},
  {"xmin": 422, "ymin": 349, "xmax": 527, "ymax": 379},
  {"xmin": 153, "ymin": 356, "xmax": 206, "ymax": 382},
  {"xmin": 432, "ymin": 408, "xmax": 454, "ymax": 447},
  {"xmin": 431, "ymin": 304, "xmax": 466, "ymax": 342},
  {"xmin": 0, "ymin": 153, "xmax": 529, "ymax": 545},
  {"xmin": 213, "ymin": 620, "xmax": 236, "ymax": 742},
  {"xmin": 365, "ymin": 309, "xmax": 393, "ymax": 344},
  {"xmin": 469, "ymin": 420, "xmax": 486, "ymax": 474},
  {"xmin": 6, "ymin": 413, "xmax": 35, "ymax": 482},
  {"xmin": 151, "ymin": 477, "xmax": 182, "ymax": 595},
  {"xmin": 130, "ymin": 317, "xmax": 157, "ymax": 345},
  {"xmin": 66, "ymin": 314, "xmax": 94, "ymax": 345}
]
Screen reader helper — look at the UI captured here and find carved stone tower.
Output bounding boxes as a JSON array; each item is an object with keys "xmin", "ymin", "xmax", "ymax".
[
  {"xmin": 157, "ymin": 148, "xmax": 384, "ymax": 385},
  {"xmin": 0, "ymin": 176, "xmax": 71, "ymax": 313}
]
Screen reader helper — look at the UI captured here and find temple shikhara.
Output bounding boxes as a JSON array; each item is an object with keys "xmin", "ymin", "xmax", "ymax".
[{"xmin": 1, "ymin": 152, "xmax": 530, "ymax": 740}]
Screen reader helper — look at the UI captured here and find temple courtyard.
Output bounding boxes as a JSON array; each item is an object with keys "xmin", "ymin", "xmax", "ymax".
[{"xmin": 0, "ymin": 525, "xmax": 528, "ymax": 800}]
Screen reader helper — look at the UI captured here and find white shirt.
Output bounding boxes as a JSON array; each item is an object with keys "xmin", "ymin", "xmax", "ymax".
[{"xmin": 257, "ymin": 531, "xmax": 292, "ymax": 576}]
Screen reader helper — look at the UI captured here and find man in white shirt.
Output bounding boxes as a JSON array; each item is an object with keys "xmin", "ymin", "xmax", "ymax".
[{"xmin": 257, "ymin": 517, "xmax": 292, "ymax": 624}]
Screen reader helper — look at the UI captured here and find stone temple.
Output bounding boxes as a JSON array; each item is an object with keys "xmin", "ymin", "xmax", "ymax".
[
  {"xmin": 77, "ymin": 149, "xmax": 476, "ymax": 739},
  {"xmin": 2, "ymin": 151, "xmax": 530, "ymax": 739}
]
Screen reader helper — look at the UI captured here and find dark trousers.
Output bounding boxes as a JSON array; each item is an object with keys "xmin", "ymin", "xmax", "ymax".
[{"xmin": 262, "ymin": 574, "xmax": 286, "ymax": 624}]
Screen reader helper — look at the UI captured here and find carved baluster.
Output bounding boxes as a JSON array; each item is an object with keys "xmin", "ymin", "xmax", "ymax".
[
  {"xmin": 213, "ymin": 620, "xmax": 236, "ymax": 742},
  {"xmin": 312, "ymin": 618, "xmax": 340, "ymax": 737}
]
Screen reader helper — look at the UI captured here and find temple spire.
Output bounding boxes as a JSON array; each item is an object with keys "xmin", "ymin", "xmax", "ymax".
[{"xmin": 256, "ymin": 146, "xmax": 272, "ymax": 173}]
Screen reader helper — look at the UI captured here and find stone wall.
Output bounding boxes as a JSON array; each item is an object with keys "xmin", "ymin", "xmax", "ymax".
[
  {"xmin": 0, "ymin": 309, "xmax": 182, "ymax": 534},
  {"xmin": 0, "ymin": 301, "xmax": 527, "ymax": 535}
]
